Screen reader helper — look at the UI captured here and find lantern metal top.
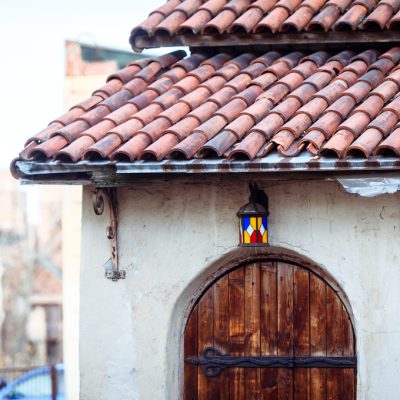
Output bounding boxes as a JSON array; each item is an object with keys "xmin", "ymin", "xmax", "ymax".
[{"xmin": 237, "ymin": 183, "xmax": 269, "ymax": 217}]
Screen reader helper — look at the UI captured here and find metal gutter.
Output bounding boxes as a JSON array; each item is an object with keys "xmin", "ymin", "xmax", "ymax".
[
  {"xmin": 114, "ymin": 154, "xmax": 400, "ymax": 174},
  {"xmin": 12, "ymin": 154, "xmax": 400, "ymax": 186}
]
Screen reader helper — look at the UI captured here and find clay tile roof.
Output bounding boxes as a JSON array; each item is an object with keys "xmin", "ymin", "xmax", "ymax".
[
  {"xmin": 130, "ymin": 0, "xmax": 400, "ymax": 50},
  {"xmin": 11, "ymin": 47, "xmax": 400, "ymax": 180}
]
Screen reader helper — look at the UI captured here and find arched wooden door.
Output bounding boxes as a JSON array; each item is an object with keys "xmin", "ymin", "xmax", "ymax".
[{"xmin": 184, "ymin": 261, "xmax": 356, "ymax": 399}]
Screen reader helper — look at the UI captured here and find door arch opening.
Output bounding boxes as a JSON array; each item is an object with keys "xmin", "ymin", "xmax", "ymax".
[{"xmin": 183, "ymin": 258, "xmax": 356, "ymax": 399}]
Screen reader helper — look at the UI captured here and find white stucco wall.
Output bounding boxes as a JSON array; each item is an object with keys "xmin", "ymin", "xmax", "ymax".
[
  {"xmin": 62, "ymin": 186, "xmax": 81, "ymax": 400},
  {"xmin": 79, "ymin": 178, "xmax": 400, "ymax": 400}
]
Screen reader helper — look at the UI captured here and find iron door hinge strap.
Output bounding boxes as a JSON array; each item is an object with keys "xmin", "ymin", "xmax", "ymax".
[
  {"xmin": 93, "ymin": 188, "xmax": 126, "ymax": 281},
  {"xmin": 186, "ymin": 347, "xmax": 357, "ymax": 377}
]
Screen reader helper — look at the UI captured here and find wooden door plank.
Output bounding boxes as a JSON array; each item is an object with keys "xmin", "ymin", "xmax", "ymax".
[
  {"xmin": 260, "ymin": 262, "xmax": 278, "ymax": 400},
  {"xmin": 327, "ymin": 370, "xmax": 342, "ymax": 400},
  {"xmin": 310, "ymin": 368, "xmax": 327, "ymax": 400},
  {"xmin": 244, "ymin": 263, "xmax": 261, "ymax": 399},
  {"xmin": 294, "ymin": 366, "xmax": 310, "ymax": 397},
  {"xmin": 214, "ymin": 275, "xmax": 230, "ymax": 400},
  {"xmin": 342, "ymin": 306, "xmax": 355, "ymax": 400},
  {"xmin": 293, "ymin": 267, "xmax": 310, "ymax": 400},
  {"xmin": 326, "ymin": 287, "xmax": 343, "ymax": 400},
  {"xmin": 228, "ymin": 267, "xmax": 246, "ymax": 400},
  {"xmin": 198, "ymin": 287, "xmax": 214, "ymax": 399},
  {"xmin": 327, "ymin": 288, "xmax": 343, "ymax": 356},
  {"xmin": 342, "ymin": 369, "xmax": 355, "ymax": 400},
  {"xmin": 342, "ymin": 305, "xmax": 354, "ymax": 357},
  {"xmin": 277, "ymin": 263, "xmax": 294, "ymax": 400},
  {"xmin": 310, "ymin": 275, "xmax": 327, "ymax": 356},
  {"xmin": 184, "ymin": 305, "xmax": 198, "ymax": 400},
  {"xmin": 310, "ymin": 274, "xmax": 327, "ymax": 400},
  {"xmin": 293, "ymin": 268, "xmax": 310, "ymax": 355}
]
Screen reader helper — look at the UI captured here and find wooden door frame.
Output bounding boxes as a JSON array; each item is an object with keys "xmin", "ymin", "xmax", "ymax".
[{"xmin": 173, "ymin": 246, "xmax": 356, "ymax": 399}]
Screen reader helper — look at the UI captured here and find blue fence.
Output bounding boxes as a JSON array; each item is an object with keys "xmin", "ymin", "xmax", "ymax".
[{"xmin": 0, "ymin": 365, "xmax": 64, "ymax": 399}]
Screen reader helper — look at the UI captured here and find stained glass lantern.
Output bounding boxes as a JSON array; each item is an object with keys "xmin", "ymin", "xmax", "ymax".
[{"xmin": 237, "ymin": 183, "xmax": 269, "ymax": 246}]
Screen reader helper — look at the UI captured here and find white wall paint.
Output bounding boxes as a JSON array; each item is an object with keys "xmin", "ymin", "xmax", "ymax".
[
  {"xmin": 80, "ymin": 179, "xmax": 400, "ymax": 399},
  {"xmin": 62, "ymin": 186, "xmax": 82, "ymax": 400}
]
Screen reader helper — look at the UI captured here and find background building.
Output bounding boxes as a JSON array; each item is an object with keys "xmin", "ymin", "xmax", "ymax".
[
  {"xmin": 0, "ymin": 39, "xmax": 147, "ymax": 398},
  {"xmin": 0, "ymin": 171, "xmax": 63, "ymax": 367}
]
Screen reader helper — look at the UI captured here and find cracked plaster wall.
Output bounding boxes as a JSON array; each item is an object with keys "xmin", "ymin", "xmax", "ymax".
[{"xmin": 79, "ymin": 179, "xmax": 400, "ymax": 400}]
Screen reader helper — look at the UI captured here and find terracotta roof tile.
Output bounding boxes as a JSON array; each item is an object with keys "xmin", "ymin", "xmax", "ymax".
[
  {"xmin": 381, "ymin": 46, "xmax": 400, "ymax": 62},
  {"xmin": 389, "ymin": 8, "xmax": 400, "ymax": 28},
  {"xmin": 28, "ymin": 136, "xmax": 69, "ymax": 160},
  {"xmin": 351, "ymin": 95, "xmax": 385, "ymax": 118},
  {"xmin": 18, "ymin": 49, "xmax": 400, "ymax": 165},
  {"xmin": 189, "ymin": 102, "xmax": 220, "ymax": 123},
  {"xmin": 130, "ymin": 0, "xmax": 400, "ymax": 49},
  {"xmin": 166, "ymin": 116, "xmax": 200, "ymax": 140},
  {"xmin": 334, "ymin": 4, "xmax": 370, "ymax": 31},
  {"xmin": 321, "ymin": 128, "xmax": 355, "ymax": 157},
  {"xmin": 364, "ymin": 1, "xmax": 400, "ymax": 29},
  {"xmin": 337, "ymin": 112, "xmax": 371, "ymax": 137},
  {"xmin": 225, "ymin": 74, "xmax": 253, "ymax": 92},
  {"xmin": 51, "ymin": 108, "xmax": 86, "ymax": 126},
  {"xmin": 346, "ymin": 127, "xmax": 383, "ymax": 157},
  {"xmin": 298, "ymin": 97, "xmax": 330, "ymax": 121},
  {"xmin": 56, "ymin": 136, "xmax": 96, "ymax": 163},
  {"xmin": 375, "ymin": 126, "xmax": 400, "ymax": 155},
  {"xmin": 204, "ymin": 0, "xmax": 252, "ymax": 34},
  {"xmin": 93, "ymin": 79, "xmax": 124, "ymax": 98},
  {"xmin": 141, "ymin": 133, "xmax": 180, "ymax": 160},
  {"xmin": 215, "ymin": 98, "xmax": 249, "ymax": 122},
  {"xmin": 54, "ymin": 120, "xmax": 91, "ymax": 143},
  {"xmin": 111, "ymin": 134, "xmax": 150, "ymax": 162},
  {"xmin": 229, "ymin": 2, "xmax": 273, "ymax": 33},
  {"xmin": 307, "ymin": 111, "xmax": 343, "ymax": 139},
  {"xmin": 70, "ymin": 95, "xmax": 104, "ymax": 112},
  {"xmin": 24, "ymin": 123, "xmax": 63, "ymax": 147},
  {"xmin": 136, "ymin": 117, "xmax": 172, "ymax": 142},
  {"xmin": 83, "ymin": 120, "xmax": 117, "ymax": 142},
  {"xmin": 198, "ymin": 130, "xmax": 238, "ymax": 157}
]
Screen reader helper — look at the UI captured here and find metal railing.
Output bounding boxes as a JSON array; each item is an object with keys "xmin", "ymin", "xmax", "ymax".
[{"xmin": 0, "ymin": 364, "xmax": 63, "ymax": 399}]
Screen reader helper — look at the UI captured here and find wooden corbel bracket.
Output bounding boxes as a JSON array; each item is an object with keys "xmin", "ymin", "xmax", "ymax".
[{"xmin": 93, "ymin": 188, "xmax": 126, "ymax": 281}]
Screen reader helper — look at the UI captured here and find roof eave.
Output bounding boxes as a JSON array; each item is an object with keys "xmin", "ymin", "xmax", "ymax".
[
  {"xmin": 12, "ymin": 156, "xmax": 400, "ymax": 186},
  {"xmin": 131, "ymin": 31, "xmax": 400, "ymax": 52}
]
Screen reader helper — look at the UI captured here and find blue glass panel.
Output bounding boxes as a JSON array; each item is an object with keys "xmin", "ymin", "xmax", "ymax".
[
  {"xmin": 242, "ymin": 216, "xmax": 251, "ymax": 230},
  {"xmin": 262, "ymin": 217, "xmax": 268, "ymax": 229}
]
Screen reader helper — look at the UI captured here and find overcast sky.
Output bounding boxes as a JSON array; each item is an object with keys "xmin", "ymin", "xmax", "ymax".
[{"xmin": 0, "ymin": 0, "xmax": 170, "ymax": 169}]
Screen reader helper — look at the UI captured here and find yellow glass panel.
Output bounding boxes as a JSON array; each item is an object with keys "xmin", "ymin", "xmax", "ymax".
[
  {"xmin": 243, "ymin": 230, "xmax": 251, "ymax": 244},
  {"xmin": 263, "ymin": 230, "xmax": 268, "ymax": 243},
  {"xmin": 250, "ymin": 216, "xmax": 258, "ymax": 230}
]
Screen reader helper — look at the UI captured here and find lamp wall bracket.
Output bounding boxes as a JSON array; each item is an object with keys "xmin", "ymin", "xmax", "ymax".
[{"xmin": 93, "ymin": 188, "xmax": 126, "ymax": 281}]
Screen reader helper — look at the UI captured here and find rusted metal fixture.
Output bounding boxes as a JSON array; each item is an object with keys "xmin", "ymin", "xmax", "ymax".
[
  {"xmin": 93, "ymin": 188, "xmax": 126, "ymax": 281},
  {"xmin": 186, "ymin": 347, "xmax": 357, "ymax": 378}
]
